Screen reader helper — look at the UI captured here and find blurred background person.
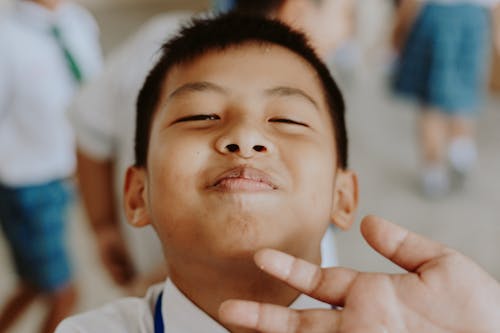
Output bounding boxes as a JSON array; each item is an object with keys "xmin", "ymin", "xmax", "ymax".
[
  {"xmin": 0, "ymin": 0, "xmax": 102, "ymax": 332},
  {"xmin": 231, "ymin": 0, "xmax": 355, "ymax": 58},
  {"xmin": 72, "ymin": 0, "xmax": 356, "ymax": 298},
  {"xmin": 328, "ymin": 0, "xmax": 361, "ymax": 84},
  {"xmin": 391, "ymin": 0, "xmax": 500, "ymax": 198},
  {"xmin": 72, "ymin": 8, "xmax": 191, "ymax": 297}
]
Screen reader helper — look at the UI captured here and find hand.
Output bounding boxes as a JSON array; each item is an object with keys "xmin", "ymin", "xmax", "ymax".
[
  {"xmin": 219, "ymin": 216, "xmax": 500, "ymax": 333},
  {"xmin": 94, "ymin": 225, "xmax": 136, "ymax": 286}
]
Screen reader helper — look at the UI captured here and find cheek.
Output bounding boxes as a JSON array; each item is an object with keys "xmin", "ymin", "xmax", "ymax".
[
  {"xmin": 285, "ymin": 141, "xmax": 336, "ymax": 209},
  {"xmin": 147, "ymin": 147, "xmax": 208, "ymax": 246},
  {"xmin": 148, "ymin": 138, "xmax": 208, "ymax": 210},
  {"xmin": 278, "ymin": 142, "xmax": 335, "ymax": 246},
  {"xmin": 150, "ymin": 135, "xmax": 206, "ymax": 178}
]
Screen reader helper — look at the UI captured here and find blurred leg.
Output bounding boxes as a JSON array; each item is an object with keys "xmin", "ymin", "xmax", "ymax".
[
  {"xmin": 448, "ymin": 116, "xmax": 477, "ymax": 171},
  {"xmin": 447, "ymin": 116, "xmax": 477, "ymax": 189},
  {"xmin": 419, "ymin": 108, "xmax": 449, "ymax": 197},
  {"xmin": 419, "ymin": 108, "xmax": 448, "ymax": 164},
  {"xmin": 0, "ymin": 283, "xmax": 39, "ymax": 332},
  {"xmin": 41, "ymin": 283, "xmax": 78, "ymax": 333},
  {"xmin": 449, "ymin": 115, "xmax": 475, "ymax": 138}
]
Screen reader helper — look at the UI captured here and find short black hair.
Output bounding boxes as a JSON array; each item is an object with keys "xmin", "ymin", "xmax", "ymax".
[{"xmin": 135, "ymin": 14, "xmax": 347, "ymax": 168}]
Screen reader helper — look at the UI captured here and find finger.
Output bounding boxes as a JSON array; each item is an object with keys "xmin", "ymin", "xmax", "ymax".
[
  {"xmin": 219, "ymin": 300, "xmax": 340, "ymax": 333},
  {"xmin": 255, "ymin": 249, "xmax": 359, "ymax": 305},
  {"xmin": 360, "ymin": 215, "xmax": 449, "ymax": 272}
]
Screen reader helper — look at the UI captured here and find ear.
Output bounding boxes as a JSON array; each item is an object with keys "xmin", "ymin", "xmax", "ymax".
[
  {"xmin": 123, "ymin": 166, "xmax": 151, "ymax": 228},
  {"xmin": 330, "ymin": 170, "xmax": 358, "ymax": 231}
]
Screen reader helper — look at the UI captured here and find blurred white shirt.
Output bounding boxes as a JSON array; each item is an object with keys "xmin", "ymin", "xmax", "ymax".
[
  {"xmin": 56, "ymin": 278, "xmax": 330, "ymax": 333},
  {"xmin": 0, "ymin": 0, "xmax": 102, "ymax": 186}
]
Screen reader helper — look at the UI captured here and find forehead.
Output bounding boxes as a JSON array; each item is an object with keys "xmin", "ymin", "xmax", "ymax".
[{"xmin": 161, "ymin": 42, "xmax": 327, "ymax": 105}]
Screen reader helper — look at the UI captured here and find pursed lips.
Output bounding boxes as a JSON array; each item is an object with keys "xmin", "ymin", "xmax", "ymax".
[{"xmin": 209, "ymin": 166, "xmax": 278, "ymax": 192}]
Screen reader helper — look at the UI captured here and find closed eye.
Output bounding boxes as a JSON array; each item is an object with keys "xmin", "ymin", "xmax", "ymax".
[
  {"xmin": 173, "ymin": 114, "xmax": 220, "ymax": 123},
  {"xmin": 269, "ymin": 118, "xmax": 309, "ymax": 127}
]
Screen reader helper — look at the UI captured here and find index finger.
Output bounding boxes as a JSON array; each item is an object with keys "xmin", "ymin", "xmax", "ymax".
[
  {"xmin": 361, "ymin": 215, "xmax": 451, "ymax": 272},
  {"xmin": 254, "ymin": 249, "xmax": 359, "ymax": 305}
]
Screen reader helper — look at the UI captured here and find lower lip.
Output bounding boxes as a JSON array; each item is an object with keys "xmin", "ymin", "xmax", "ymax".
[{"xmin": 212, "ymin": 178, "xmax": 275, "ymax": 192}]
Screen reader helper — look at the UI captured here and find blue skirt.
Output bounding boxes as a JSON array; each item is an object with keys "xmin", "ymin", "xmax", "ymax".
[{"xmin": 392, "ymin": 3, "xmax": 491, "ymax": 115}]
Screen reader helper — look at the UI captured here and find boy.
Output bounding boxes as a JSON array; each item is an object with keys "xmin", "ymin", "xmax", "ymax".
[
  {"xmin": 0, "ymin": 0, "xmax": 102, "ymax": 332},
  {"xmin": 57, "ymin": 14, "xmax": 358, "ymax": 332},
  {"xmin": 72, "ymin": 0, "xmax": 351, "ymax": 294}
]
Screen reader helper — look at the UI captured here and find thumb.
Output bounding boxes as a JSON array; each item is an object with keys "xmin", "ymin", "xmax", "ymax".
[{"xmin": 360, "ymin": 215, "xmax": 449, "ymax": 272}]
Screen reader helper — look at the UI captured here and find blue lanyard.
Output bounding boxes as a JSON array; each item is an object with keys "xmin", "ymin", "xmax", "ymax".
[{"xmin": 154, "ymin": 292, "xmax": 164, "ymax": 333}]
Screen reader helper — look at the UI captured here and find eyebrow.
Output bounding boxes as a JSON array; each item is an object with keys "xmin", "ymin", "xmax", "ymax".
[
  {"xmin": 264, "ymin": 86, "xmax": 319, "ymax": 111},
  {"xmin": 166, "ymin": 82, "xmax": 319, "ymax": 111},
  {"xmin": 167, "ymin": 81, "xmax": 227, "ymax": 101}
]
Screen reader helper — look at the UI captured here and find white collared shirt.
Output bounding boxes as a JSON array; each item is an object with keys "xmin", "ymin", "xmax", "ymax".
[
  {"xmin": 0, "ymin": 0, "xmax": 102, "ymax": 186},
  {"xmin": 56, "ymin": 279, "xmax": 331, "ymax": 333}
]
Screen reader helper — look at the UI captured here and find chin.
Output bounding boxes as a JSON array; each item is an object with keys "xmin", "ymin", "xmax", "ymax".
[
  {"xmin": 211, "ymin": 234, "xmax": 264, "ymax": 259},
  {"xmin": 198, "ymin": 210, "xmax": 306, "ymax": 259},
  {"xmin": 206, "ymin": 231, "xmax": 277, "ymax": 261}
]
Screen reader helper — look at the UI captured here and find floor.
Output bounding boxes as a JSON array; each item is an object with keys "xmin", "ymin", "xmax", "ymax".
[{"xmin": 1, "ymin": 1, "xmax": 499, "ymax": 332}]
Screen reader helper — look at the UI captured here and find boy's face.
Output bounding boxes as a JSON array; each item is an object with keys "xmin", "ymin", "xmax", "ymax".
[{"xmin": 125, "ymin": 43, "xmax": 357, "ymax": 265}]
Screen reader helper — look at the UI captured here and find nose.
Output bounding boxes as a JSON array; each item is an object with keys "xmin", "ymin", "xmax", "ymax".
[{"xmin": 215, "ymin": 120, "xmax": 272, "ymax": 158}]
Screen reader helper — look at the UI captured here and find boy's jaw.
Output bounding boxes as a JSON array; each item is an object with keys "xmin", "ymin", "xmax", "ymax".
[{"xmin": 207, "ymin": 165, "xmax": 279, "ymax": 193}]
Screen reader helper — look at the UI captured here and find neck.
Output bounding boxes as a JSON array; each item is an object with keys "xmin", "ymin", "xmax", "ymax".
[{"xmin": 167, "ymin": 256, "xmax": 301, "ymax": 333}]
